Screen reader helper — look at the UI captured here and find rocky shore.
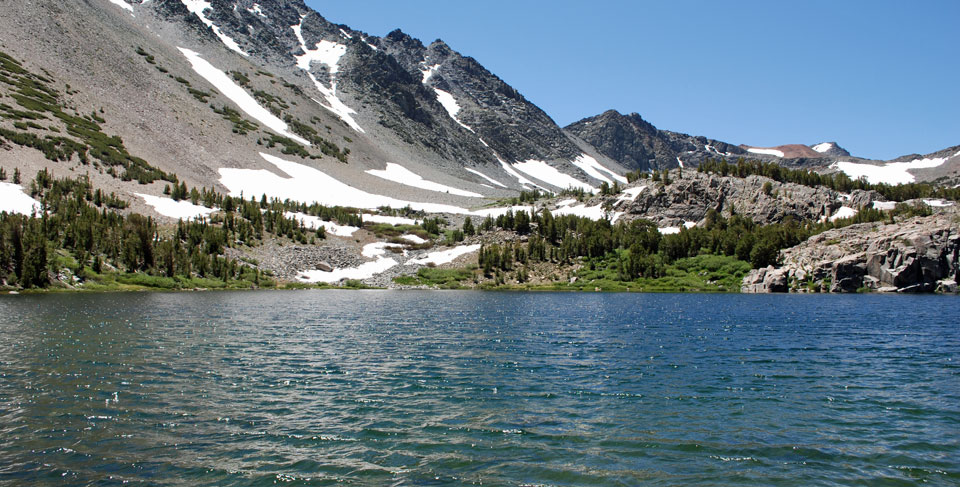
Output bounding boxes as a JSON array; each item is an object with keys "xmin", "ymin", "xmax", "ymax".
[{"xmin": 743, "ymin": 209, "xmax": 959, "ymax": 293}]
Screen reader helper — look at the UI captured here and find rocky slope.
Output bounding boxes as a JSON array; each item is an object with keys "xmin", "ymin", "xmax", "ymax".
[
  {"xmin": 607, "ymin": 171, "xmax": 877, "ymax": 227},
  {"xmin": 743, "ymin": 209, "xmax": 960, "ymax": 293}
]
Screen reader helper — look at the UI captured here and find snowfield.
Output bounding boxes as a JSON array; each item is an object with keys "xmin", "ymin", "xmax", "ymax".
[
  {"xmin": 747, "ymin": 148, "xmax": 785, "ymax": 158},
  {"xmin": 219, "ymin": 153, "xmax": 475, "ymax": 214},
  {"xmin": 219, "ymin": 154, "xmax": 635, "ymax": 222},
  {"xmin": 512, "ymin": 160, "xmax": 597, "ymax": 193},
  {"xmin": 178, "ymin": 48, "xmax": 310, "ymax": 145},
  {"xmin": 570, "ymin": 154, "xmax": 627, "ymax": 185},
  {"xmin": 366, "ymin": 163, "xmax": 483, "ymax": 198},
  {"xmin": 180, "ymin": 0, "xmax": 248, "ymax": 56},
  {"xmin": 409, "ymin": 244, "xmax": 481, "ymax": 266},
  {"xmin": 0, "ymin": 183, "xmax": 43, "ymax": 215},
  {"xmin": 292, "ymin": 17, "xmax": 364, "ymax": 133},
  {"xmin": 832, "ymin": 152, "xmax": 957, "ymax": 185},
  {"xmin": 498, "ymin": 158, "xmax": 548, "ymax": 191},
  {"xmin": 137, "ymin": 193, "xmax": 214, "ymax": 220}
]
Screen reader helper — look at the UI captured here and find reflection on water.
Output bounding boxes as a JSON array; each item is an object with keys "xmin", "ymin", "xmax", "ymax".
[{"xmin": 1, "ymin": 291, "xmax": 958, "ymax": 486}]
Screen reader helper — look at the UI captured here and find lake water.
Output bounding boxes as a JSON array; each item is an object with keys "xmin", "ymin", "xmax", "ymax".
[{"xmin": 0, "ymin": 291, "xmax": 957, "ymax": 486}]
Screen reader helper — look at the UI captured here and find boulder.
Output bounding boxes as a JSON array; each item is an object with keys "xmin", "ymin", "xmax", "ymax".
[
  {"xmin": 315, "ymin": 261, "xmax": 334, "ymax": 272},
  {"xmin": 742, "ymin": 266, "xmax": 789, "ymax": 293},
  {"xmin": 742, "ymin": 210, "xmax": 960, "ymax": 293}
]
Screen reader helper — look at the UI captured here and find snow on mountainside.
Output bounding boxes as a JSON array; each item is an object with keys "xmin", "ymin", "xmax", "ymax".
[{"xmin": 0, "ymin": 0, "xmax": 630, "ymax": 225}]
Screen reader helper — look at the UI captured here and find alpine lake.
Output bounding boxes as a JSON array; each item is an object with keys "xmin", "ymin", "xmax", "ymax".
[{"xmin": 1, "ymin": 291, "xmax": 957, "ymax": 486}]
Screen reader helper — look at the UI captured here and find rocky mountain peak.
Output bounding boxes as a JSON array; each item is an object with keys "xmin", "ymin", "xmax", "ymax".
[
  {"xmin": 809, "ymin": 141, "xmax": 851, "ymax": 157},
  {"xmin": 565, "ymin": 111, "xmax": 744, "ymax": 172}
]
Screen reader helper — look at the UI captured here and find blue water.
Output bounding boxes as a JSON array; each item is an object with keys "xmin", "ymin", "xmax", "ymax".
[{"xmin": 0, "ymin": 291, "xmax": 957, "ymax": 486}]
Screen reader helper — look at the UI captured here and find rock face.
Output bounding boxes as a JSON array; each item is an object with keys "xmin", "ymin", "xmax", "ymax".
[
  {"xmin": 611, "ymin": 171, "xmax": 877, "ymax": 227},
  {"xmin": 742, "ymin": 210, "xmax": 960, "ymax": 293},
  {"xmin": 564, "ymin": 110, "xmax": 745, "ymax": 171}
]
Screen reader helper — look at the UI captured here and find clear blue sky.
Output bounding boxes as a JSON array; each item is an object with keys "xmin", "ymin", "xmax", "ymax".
[{"xmin": 305, "ymin": 0, "xmax": 958, "ymax": 160}]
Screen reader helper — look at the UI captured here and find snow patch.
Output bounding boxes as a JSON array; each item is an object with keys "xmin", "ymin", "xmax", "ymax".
[
  {"xmin": 292, "ymin": 17, "xmax": 364, "ymax": 133},
  {"xmin": 178, "ymin": 48, "xmax": 309, "ymax": 145},
  {"xmin": 285, "ymin": 211, "xmax": 359, "ymax": 237},
  {"xmin": 615, "ymin": 186, "xmax": 646, "ymax": 206},
  {"xmin": 366, "ymin": 163, "xmax": 483, "ymax": 198},
  {"xmin": 339, "ymin": 29, "xmax": 353, "ymax": 40},
  {"xmin": 409, "ymin": 244, "xmax": 481, "ymax": 266},
  {"xmin": 0, "ymin": 183, "xmax": 42, "ymax": 215},
  {"xmin": 676, "ymin": 156, "xmax": 684, "ymax": 168},
  {"xmin": 420, "ymin": 64, "xmax": 440, "ymax": 84},
  {"xmin": 828, "ymin": 206, "xmax": 858, "ymax": 222},
  {"xmin": 247, "ymin": 3, "xmax": 267, "ymax": 19},
  {"xmin": 401, "ymin": 234, "xmax": 427, "ymax": 244},
  {"xmin": 872, "ymin": 201, "xmax": 897, "ymax": 211},
  {"xmin": 363, "ymin": 214, "xmax": 418, "ymax": 226},
  {"xmin": 832, "ymin": 153, "xmax": 955, "ymax": 185},
  {"xmin": 180, "ymin": 0, "xmax": 248, "ymax": 56},
  {"xmin": 465, "ymin": 168, "xmax": 507, "ymax": 188},
  {"xmin": 512, "ymin": 160, "xmax": 597, "ymax": 193},
  {"xmin": 812, "ymin": 142, "xmax": 834, "ymax": 153},
  {"xmin": 570, "ymin": 154, "xmax": 627, "ymax": 185},
  {"xmin": 220, "ymin": 153, "xmax": 475, "ymax": 214},
  {"xmin": 362, "ymin": 242, "xmax": 402, "ymax": 258},
  {"xmin": 497, "ymin": 157, "xmax": 547, "ymax": 191},
  {"xmin": 434, "ymin": 89, "xmax": 473, "ymax": 132},
  {"xmin": 922, "ymin": 198, "xmax": 954, "ymax": 207},
  {"xmin": 553, "ymin": 202, "xmax": 616, "ymax": 221},
  {"xmin": 299, "ymin": 257, "xmax": 397, "ymax": 284},
  {"xmin": 137, "ymin": 193, "xmax": 213, "ymax": 220},
  {"xmin": 106, "ymin": 0, "xmax": 134, "ymax": 14},
  {"xmin": 747, "ymin": 148, "xmax": 785, "ymax": 158},
  {"xmin": 658, "ymin": 222, "xmax": 696, "ymax": 235}
]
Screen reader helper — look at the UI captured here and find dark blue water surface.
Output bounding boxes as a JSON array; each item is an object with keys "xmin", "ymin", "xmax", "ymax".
[{"xmin": 0, "ymin": 291, "xmax": 957, "ymax": 486}]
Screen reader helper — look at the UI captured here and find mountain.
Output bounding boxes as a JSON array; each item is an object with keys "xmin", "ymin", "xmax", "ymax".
[
  {"xmin": 564, "ymin": 110, "xmax": 745, "ymax": 172},
  {"xmin": 0, "ymin": 0, "xmax": 628, "ymax": 216}
]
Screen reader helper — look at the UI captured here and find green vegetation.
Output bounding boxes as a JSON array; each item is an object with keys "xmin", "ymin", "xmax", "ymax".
[
  {"xmin": 212, "ymin": 104, "xmax": 258, "ymax": 135},
  {"xmin": 285, "ymin": 117, "xmax": 350, "ymax": 162},
  {"xmin": 0, "ymin": 50, "xmax": 174, "ymax": 184},
  {"xmin": 393, "ymin": 267, "xmax": 473, "ymax": 289}
]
